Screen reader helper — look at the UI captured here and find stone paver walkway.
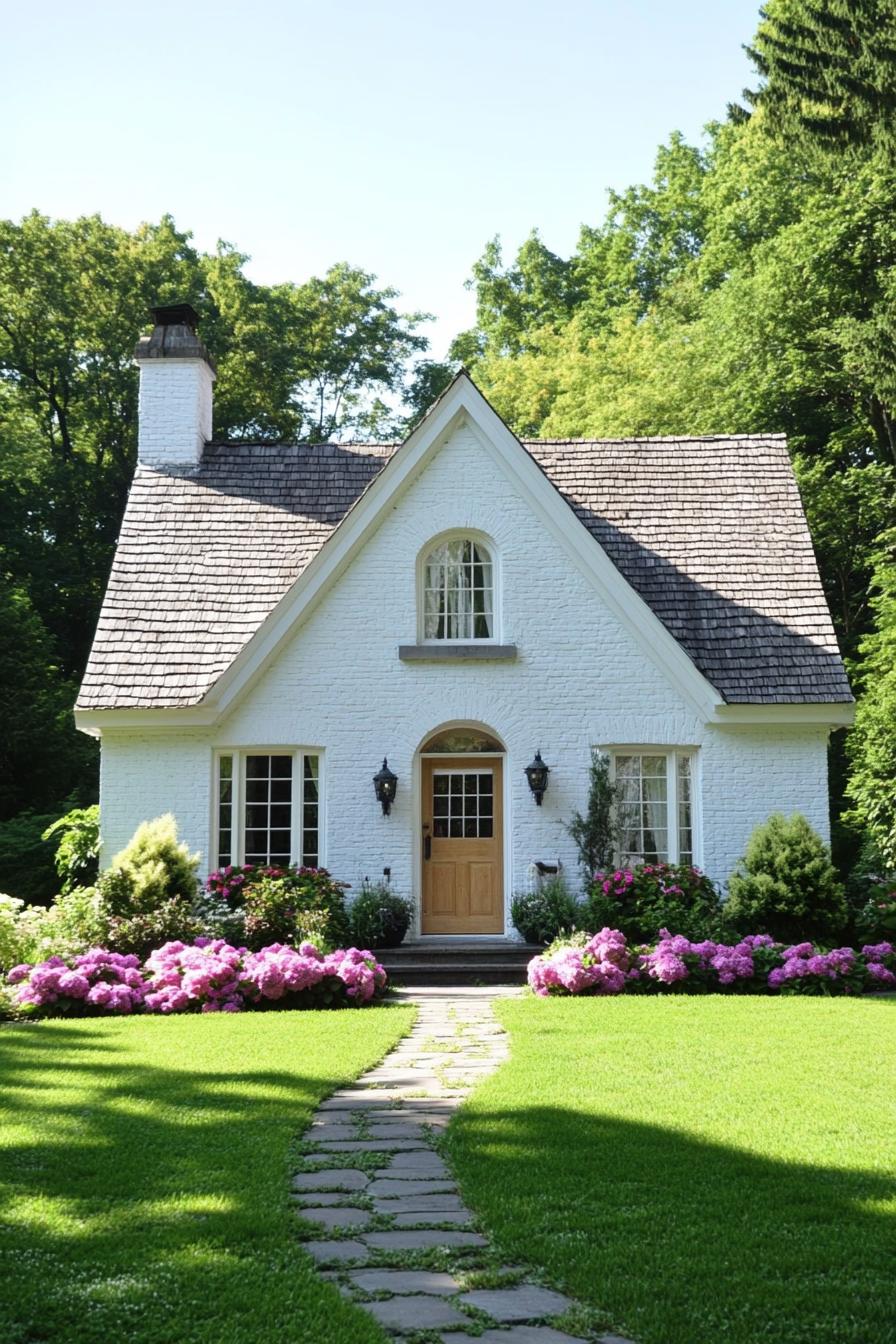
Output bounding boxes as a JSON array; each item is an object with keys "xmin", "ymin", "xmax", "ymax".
[{"xmin": 291, "ymin": 986, "xmax": 633, "ymax": 1344}]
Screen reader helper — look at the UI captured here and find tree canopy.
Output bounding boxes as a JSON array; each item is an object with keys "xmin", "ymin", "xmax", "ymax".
[
  {"xmin": 450, "ymin": 0, "xmax": 896, "ymax": 874},
  {"xmin": 0, "ymin": 213, "xmax": 445, "ymax": 829}
]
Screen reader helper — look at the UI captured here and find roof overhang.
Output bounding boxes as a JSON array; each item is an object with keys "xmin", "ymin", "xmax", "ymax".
[{"xmin": 709, "ymin": 702, "xmax": 855, "ymax": 727}]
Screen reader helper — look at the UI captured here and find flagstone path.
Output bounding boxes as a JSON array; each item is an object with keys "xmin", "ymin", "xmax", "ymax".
[{"xmin": 291, "ymin": 986, "xmax": 633, "ymax": 1344}]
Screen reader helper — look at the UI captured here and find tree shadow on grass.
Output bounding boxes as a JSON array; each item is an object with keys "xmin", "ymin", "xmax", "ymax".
[
  {"xmin": 446, "ymin": 1102, "xmax": 896, "ymax": 1344},
  {"xmin": 0, "ymin": 1018, "xmax": 398, "ymax": 1344}
]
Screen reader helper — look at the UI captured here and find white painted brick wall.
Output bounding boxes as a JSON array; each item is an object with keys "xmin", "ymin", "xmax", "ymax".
[
  {"xmin": 99, "ymin": 419, "xmax": 832, "ymax": 924},
  {"xmin": 136, "ymin": 358, "xmax": 214, "ymax": 467}
]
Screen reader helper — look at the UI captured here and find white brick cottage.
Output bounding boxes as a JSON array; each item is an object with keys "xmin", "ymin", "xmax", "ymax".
[{"xmin": 75, "ymin": 305, "xmax": 853, "ymax": 938}]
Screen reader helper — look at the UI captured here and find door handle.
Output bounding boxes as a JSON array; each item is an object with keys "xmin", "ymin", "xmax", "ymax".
[{"xmin": 423, "ymin": 830, "xmax": 431, "ymax": 861}]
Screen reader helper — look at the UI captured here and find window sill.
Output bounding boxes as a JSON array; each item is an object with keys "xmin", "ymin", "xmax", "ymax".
[{"xmin": 398, "ymin": 643, "xmax": 518, "ymax": 662}]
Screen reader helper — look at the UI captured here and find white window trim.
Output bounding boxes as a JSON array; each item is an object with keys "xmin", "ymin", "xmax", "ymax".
[
  {"xmin": 416, "ymin": 529, "xmax": 502, "ymax": 644},
  {"xmin": 605, "ymin": 745, "xmax": 701, "ymax": 867},
  {"xmin": 211, "ymin": 748, "xmax": 325, "ymax": 870}
]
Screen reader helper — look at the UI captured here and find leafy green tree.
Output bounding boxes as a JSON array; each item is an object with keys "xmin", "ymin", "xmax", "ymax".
[
  {"xmin": 846, "ymin": 531, "xmax": 896, "ymax": 869},
  {"xmin": 0, "ymin": 580, "xmax": 96, "ymax": 821},
  {"xmin": 0, "ymin": 212, "xmax": 433, "ymax": 829}
]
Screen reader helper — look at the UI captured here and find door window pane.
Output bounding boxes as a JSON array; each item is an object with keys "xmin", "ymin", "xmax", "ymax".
[{"xmin": 432, "ymin": 771, "xmax": 495, "ymax": 839}]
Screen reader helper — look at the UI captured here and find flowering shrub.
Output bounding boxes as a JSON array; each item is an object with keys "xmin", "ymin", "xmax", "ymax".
[
  {"xmin": 205, "ymin": 864, "xmax": 260, "ymax": 904},
  {"xmin": 143, "ymin": 938, "xmax": 246, "ymax": 1013},
  {"xmin": 4, "ymin": 938, "xmax": 388, "ymax": 1017},
  {"xmin": 862, "ymin": 942, "xmax": 896, "ymax": 988},
  {"xmin": 7, "ymin": 949, "xmax": 146, "ymax": 1014},
  {"xmin": 585, "ymin": 863, "xmax": 721, "ymax": 943},
  {"xmin": 528, "ymin": 927, "xmax": 633, "ymax": 995},
  {"xmin": 243, "ymin": 942, "xmax": 387, "ymax": 1007},
  {"xmin": 204, "ymin": 864, "xmax": 350, "ymax": 950},
  {"xmin": 528, "ymin": 930, "xmax": 896, "ymax": 997}
]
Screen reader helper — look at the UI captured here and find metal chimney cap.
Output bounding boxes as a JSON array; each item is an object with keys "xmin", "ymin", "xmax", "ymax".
[{"xmin": 150, "ymin": 302, "xmax": 200, "ymax": 330}]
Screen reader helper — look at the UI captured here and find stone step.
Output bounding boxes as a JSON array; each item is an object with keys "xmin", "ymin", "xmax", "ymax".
[
  {"xmin": 381, "ymin": 941, "xmax": 541, "ymax": 963},
  {"xmin": 384, "ymin": 960, "xmax": 535, "ymax": 986}
]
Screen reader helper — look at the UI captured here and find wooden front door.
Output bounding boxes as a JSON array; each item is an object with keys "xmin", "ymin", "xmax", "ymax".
[{"xmin": 421, "ymin": 756, "xmax": 503, "ymax": 934}]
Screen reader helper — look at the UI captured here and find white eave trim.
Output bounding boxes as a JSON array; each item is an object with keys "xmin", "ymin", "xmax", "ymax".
[
  {"xmin": 710, "ymin": 702, "xmax": 855, "ymax": 727},
  {"xmin": 75, "ymin": 706, "xmax": 220, "ymax": 737},
  {"xmin": 201, "ymin": 374, "xmax": 725, "ymax": 722}
]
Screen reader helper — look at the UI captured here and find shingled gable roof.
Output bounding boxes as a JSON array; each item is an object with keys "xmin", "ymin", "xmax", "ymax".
[{"xmin": 76, "ymin": 377, "xmax": 852, "ymax": 714}]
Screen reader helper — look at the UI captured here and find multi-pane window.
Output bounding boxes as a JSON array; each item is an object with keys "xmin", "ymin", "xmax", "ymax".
[
  {"xmin": 215, "ymin": 751, "xmax": 321, "ymax": 869},
  {"xmin": 245, "ymin": 754, "xmax": 293, "ymax": 865},
  {"xmin": 432, "ymin": 770, "xmax": 494, "ymax": 839},
  {"xmin": 423, "ymin": 538, "xmax": 494, "ymax": 640},
  {"xmin": 613, "ymin": 751, "xmax": 696, "ymax": 866}
]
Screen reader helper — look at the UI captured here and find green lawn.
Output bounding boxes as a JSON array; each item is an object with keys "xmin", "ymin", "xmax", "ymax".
[
  {"xmin": 0, "ymin": 1008, "xmax": 414, "ymax": 1344},
  {"xmin": 445, "ymin": 996, "xmax": 896, "ymax": 1344}
]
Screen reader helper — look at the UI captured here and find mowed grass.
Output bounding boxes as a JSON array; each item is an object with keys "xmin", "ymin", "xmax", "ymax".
[
  {"xmin": 445, "ymin": 996, "xmax": 896, "ymax": 1344},
  {"xmin": 0, "ymin": 1007, "xmax": 414, "ymax": 1344}
]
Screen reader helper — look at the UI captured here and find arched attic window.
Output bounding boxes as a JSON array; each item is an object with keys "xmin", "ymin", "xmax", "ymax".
[{"xmin": 423, "ymin": 537, "xmax": 494, "ymax": 640}]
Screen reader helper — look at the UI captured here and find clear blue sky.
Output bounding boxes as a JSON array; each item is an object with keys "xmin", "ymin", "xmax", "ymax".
[{"xmin": 4, "ymin": 0, "xmax": 760, "ymax": 357}]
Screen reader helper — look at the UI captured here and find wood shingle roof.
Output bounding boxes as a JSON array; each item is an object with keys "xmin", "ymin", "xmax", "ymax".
[{"xmin": 76, "ymin": 433, "xmax": 851, "ymax": 710}]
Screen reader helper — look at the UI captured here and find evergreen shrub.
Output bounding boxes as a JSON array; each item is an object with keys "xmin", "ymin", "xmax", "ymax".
[{"xmin": 726, "ymin": 812, "xmax": 848, "ymax": 943}]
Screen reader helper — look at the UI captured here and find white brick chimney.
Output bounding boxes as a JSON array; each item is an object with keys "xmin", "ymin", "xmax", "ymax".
[{"xmin": 134, "ymin": 303, "xmax": 216, "ymax": 467}]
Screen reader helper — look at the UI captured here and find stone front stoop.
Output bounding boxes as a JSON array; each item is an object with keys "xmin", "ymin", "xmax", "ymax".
[{"xmin": 291, "ymin": 986, "xmax": 635, "ymax": 1344}]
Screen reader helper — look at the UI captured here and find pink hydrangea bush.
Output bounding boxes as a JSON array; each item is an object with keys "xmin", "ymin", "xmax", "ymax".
[
  {"xmin": 862, "ymin": 942, "xmax": 896, "ymax": 988},
  {"xmin": 241, "ymin": 942, "xmax": 386, "ymax": 1008},
  {"xmin": 528, "ymin": 931, "xmax": 896, "ymax": 997},
  {"xmin": 528, "ymin": 928, "xmax": 635, "ymax": 996},
  {"xmin": 7, "ymin": 949, "xmax": 146, "ymax": 1014},
  {"xmin": 3, "ymin": 939, "xmax": 388, "ymax": 1017},
  {"xmin": 640, "ymin": 931, "xmax": 777, "ymax": 989},
  {"xmin": 143, "ymin": 938, "xmax": 246, "ymax": 1013},
  {"xmin": 766, "ymin": 942, "xmax": 860, "ymax": 993},
  {"xmin": 144, "ymin": 938, "xmax": 387, "ymax": 1012}
]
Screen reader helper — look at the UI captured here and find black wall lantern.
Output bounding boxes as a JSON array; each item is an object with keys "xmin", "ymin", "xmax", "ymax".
[
  {"xmin": 524, "ymin": 750, "xmax": 550, "ymax": 805},
  {"xmin": 373, "ymin": 758, "xmax": 398, "ymax": 815}
]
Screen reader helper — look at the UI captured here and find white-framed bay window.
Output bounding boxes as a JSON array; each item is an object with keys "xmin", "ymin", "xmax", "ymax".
[
  {"xmin": 610, "ymin": 749, "xmax": 698, "ymax": 866},
  {"xmin": 213, "ymin": 750, "xmax": 322, "ymax": 870}
]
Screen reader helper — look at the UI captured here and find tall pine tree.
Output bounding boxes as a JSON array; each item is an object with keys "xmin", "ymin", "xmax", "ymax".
[{"xmin": 744, "ymin": 0, "xmax": 896, "ymax": 155}]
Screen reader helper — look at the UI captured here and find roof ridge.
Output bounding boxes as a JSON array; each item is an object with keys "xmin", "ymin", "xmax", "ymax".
[
  {"xmin": 204, "ymin": 433, "xmax": 788, "ymax": 450},
  {"xmin": 525, "ymin": 433, "xmax": 788, "ymax": 445},
  {"xmin": 205, "ymin": 439, "xmax": 398, "ymax": 450}
]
